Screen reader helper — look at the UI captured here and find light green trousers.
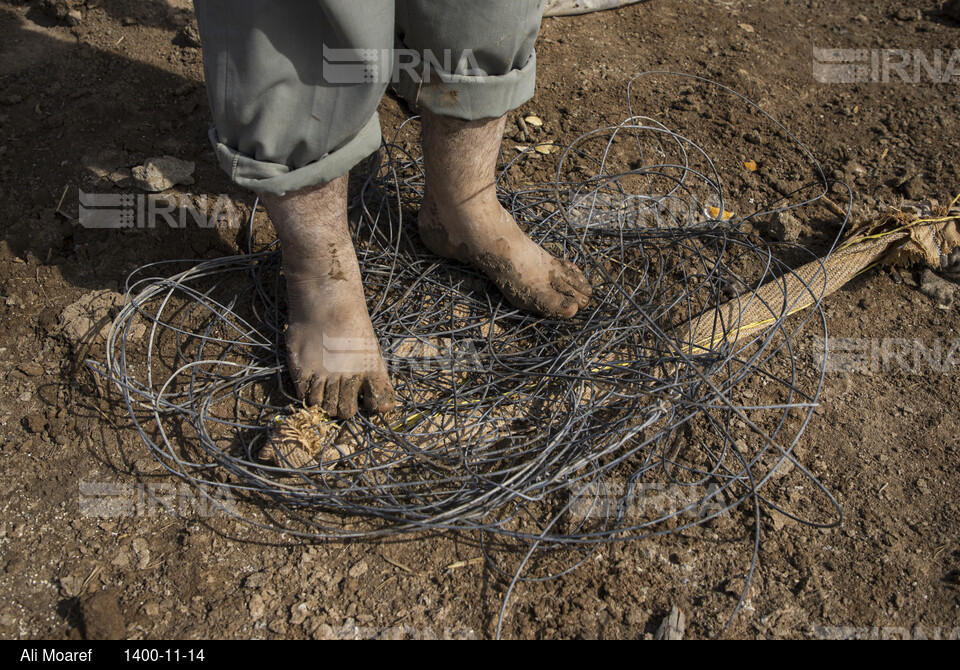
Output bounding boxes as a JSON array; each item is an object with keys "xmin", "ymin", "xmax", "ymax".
[{"xmin": 193, "ymin": 0, "xmax": 545, "ymax": 196}]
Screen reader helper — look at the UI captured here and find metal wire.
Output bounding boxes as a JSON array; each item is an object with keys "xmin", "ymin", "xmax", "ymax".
[{"xmin": 90, "ymin": 73, "xmax": 849, "ymax": 634}]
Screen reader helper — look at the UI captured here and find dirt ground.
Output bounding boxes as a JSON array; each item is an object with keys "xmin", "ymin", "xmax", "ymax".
[{"xmin": 1, "ymin": 0, "xmax": 958, "ymax": 640}]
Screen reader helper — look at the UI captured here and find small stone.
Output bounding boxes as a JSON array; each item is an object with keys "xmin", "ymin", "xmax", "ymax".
[
  {"xmin": 80, "ymin": 591, "xmax": 126, "ymax": 640},
  {"xmin": 290, "ymin": 603, "xmax": 309, "ymax": 626},
  {"xmin": 243, "ymin": 572, "xmax": 268, "ymax": 589},
  {"xmin": 920, "ymin": 269, "xmax": 955, "ymax": 309},
  {"xmin": 844, "ymin": 160, "xmax": 867, "ymax": 180},
  {"xmin": 768, "ymin": 209, "xmax": 804, "ymax": 243},
  {"xmin": 59, "ymin": 574, "xmax": 84, "ymax": 598},
  {"xmin": 66, "ymin": 9, "xmax": 83, "ymax": 25},
  {"xmin": 655, "ymin": 605, "xmax": 686, "ymax": 640},
  {"xmin": 894, "ymin": 8, "xmax": 922, "ymax": 21},
  {"xmin": 348, "ymin": 560, "xmax": 368, "ymax": 578},
  {"xmin": 132, "ymin": 538, "xmax": 151, "ymax": 569},
  {"xmin": 900, "ymin": 175, "xmax": 925, "ymax": 200},
  {"xmin": 248, "ymin": 594, "xmax": 265, "ymax": 620},
  {"xmin": 5, "ymin": 555, "xmax": 26, "ymax": 574},
  {"xmin": 23, "ymin": 413, "xmax": 46, "ymax": 434},
  {"xmin": 18, "ymin": 362, "xmax": 44, "ymax": 377},
  {"xmin": 744, "ymin": 130, "xmax": 763, "ymax": 145},
  {"xmin": 58, "ymin": 290, "xmax": 126, "ymax": 352},
  {"xmin": 178, "ymin": 24, "xmax": 202, "ymax": 48},
  {"xmin": 131, "ymin": 156, "xmax": 195, "ymax": 193}
]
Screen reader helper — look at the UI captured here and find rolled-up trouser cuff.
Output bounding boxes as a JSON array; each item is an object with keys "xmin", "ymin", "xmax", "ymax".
[
  {"xmin": 208, "ymin": 112, "xmax": 383, "ymax": 197},
  {"xmin": 393, "ymin": 52, "xmax": 537, "ymax": 121}
]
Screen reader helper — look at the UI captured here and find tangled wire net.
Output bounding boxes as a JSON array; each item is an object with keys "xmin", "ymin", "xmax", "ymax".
[{"xmin": 92, "ymin": 73, "xmax": 850, "ymax": 624}]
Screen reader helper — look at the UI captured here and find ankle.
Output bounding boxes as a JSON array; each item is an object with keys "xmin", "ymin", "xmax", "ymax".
[{"xmin": 424, "ymin": 183, "xmax": 503, "ymax": 227}]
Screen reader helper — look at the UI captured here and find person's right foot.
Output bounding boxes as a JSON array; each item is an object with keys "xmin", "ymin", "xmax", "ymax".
[{"xmin": 260, "ymin": 176, "xmax": 396, "ymax": 419}]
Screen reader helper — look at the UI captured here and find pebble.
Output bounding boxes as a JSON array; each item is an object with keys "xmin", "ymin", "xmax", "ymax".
[
  {"xmin": 58, "ymin": 290, "xmax": 126, "ymax": 352},
  {"xmin": 178, "ymin": 24, "xmax": 202, "ymax": 48},
  {"xmin": 894, "ymin": 8, "xmax": 922, "ymax": 21},
  {"xmin": 243, "ymin": 572, "xmax": 269, "ymax": 589},
  {"xmin": 80, "ymin": 591, "xmax": 126, "ymax": 640},
  {"xmin": 18, "ymin": 362, "xmax": 44, "ymax": 377},
  {"xmin": 767, "ymin": 209, "xmax": 804, "ymax": 243},
  {"xmin": 900, "ymin": 174, "xmax": 925, "ymax": 200},
  {"xmin": 248, "ymin": 593, "xmax": 265, "ymax": 619},
  {"xmin": 290, "ymin": 603, "xmax": 310, "ymax": 625},
  {"xmin": 655, "ymin": 605, "xmax": 686, "ymax": 640},
  {"xmin": 920, "ymin": 269, "xmax": 955, "ymax": 309},
  {"xmin": 131, "ymin": 156, "xmax": 195, "ymax": 193},
  {"xmin": 843, "ymin": 160, "xmax": 867, "ymax": 180},
  {"xmin": 23, "ymin": 413, "xmax": 46, "ymax": 434}
]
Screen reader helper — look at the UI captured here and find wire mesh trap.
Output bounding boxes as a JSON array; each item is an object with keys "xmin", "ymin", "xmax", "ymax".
[{"xmin": 90, "ymin": 73, "xmax": 959, "ymax": 631}]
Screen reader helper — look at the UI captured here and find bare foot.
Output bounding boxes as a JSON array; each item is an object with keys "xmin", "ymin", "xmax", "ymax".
[
  {"xmin": 260, "ymin": 176, "xmax": 396, "ymax": 419},
  {"xmin": 418, "ymin": 110, "xmax": 592, "ymax": 319}
]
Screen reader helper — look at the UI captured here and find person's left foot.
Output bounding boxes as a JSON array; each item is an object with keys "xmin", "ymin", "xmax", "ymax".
[
  {"xmin": 419, "ymin": 192, "xmax": 592, "ymax": 319},
  {"xmin": 418, "ymin": 110, "xmax": 592, "ymax": 319}
]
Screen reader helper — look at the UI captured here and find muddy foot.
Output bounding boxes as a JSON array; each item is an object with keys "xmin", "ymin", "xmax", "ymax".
[{"xmin": 260, "ymin": 176, "xmax": 396, "ymax": 418}]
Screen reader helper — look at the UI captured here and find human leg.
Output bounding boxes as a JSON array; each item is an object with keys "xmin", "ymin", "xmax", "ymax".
[
  {"xmin": 194, "ymin": 0, "xmax": 396, "ymax": 416},
  {"xmin": 395, "ymin": 0, "xmax": 592, "ymax": 318},
  {"xmin": 417, "ymin": 111, "xmax": 592, "ymax": 318}
]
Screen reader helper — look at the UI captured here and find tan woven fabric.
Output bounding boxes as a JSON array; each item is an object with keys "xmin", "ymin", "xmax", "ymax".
[{"xmin": 677, "ymin": 200, "xmax": 960, "ymax": 353}]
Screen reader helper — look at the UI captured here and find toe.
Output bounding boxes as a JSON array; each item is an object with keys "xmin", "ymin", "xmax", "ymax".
[
  {"xmin": 361, "ymin": 375, "xmax": 397, "ymax": 414},
  {"xmin": 556, "ymin": 297, "xmax": 578, "ymax": 319},
  {"xmin": 321, "ymin": 376, "xmax": 342, "ymax": 418},
  {"xmin": 569, "ymin": 280, "xmax": 592, "ymax": 309},
  {"xmin": 307, "ymin": 376, "xmax": 325, "ymax": 407},
  {"xmin": 549, "ymin": 275, "xmax": 589, "ymax": 316},
  {"xmin": 542, "ymin": 291, "xmax": 578, "ymax": 319},
  {"xmin": 552, "ymin": 275, "xmax": 591, "ymax": 311},
  {"xmin": 560, "ymin": 260, "xmax": 593, "ymax": 297},
  {"xmin": 338, "ymin": 375, "xmax": 362, "ymax": 419}
]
